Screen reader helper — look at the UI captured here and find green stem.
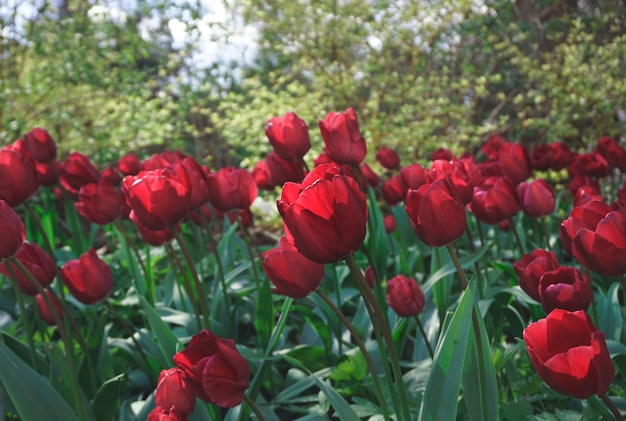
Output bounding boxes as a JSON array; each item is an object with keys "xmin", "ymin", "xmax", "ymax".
[
  {"xmin": 599, "ymin": 393, "xmax": 624, "ymax": 421},
  {"xmin": 206, "ymin": 233, "xmax": 233, "ymax": 335},
  {"xmin": 414, "ymin": 315, "xmax": 434, "ymax": 360},
  {"xmin": 7, "ymin": 274, "xmax": 39, "ymax": 372},
  {"xmin": 509, "ymin": 217, "xmax": 525, "ymax": 257},
  {"xmin": 242, "ymin": 394, "xmax": 266, "ymax": 421},
  {"xmin": 171, "ymin": 228, "xmax": 211, "ymax": 330},
  {"xmin": 235, "ymin": 213, "xmax": 261, "ymax": 288},
  {"xmin": 317, "ymin": 290, "xmax": 391, "ymax": 421},
  {"xmin": 25, "ymin": 202, "xmax": 55, "ymax": 256},
  {"xmin": 345, "ymin": 254, "xmax": 412, "ymax": 421},
  {"xmin": 115, "ymin": 221, "xmax": 153, "ymax": 304},
  {"xmin": 165, "ymin": 244, "xmax": 202, "ymax": 330},
  {"xmin": 542, "ymin": 217, "xmax": 552, "ymax": 251}
]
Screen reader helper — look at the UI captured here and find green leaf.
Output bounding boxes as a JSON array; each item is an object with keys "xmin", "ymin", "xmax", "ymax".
[
  {"xmin": 281, "ymin": 353, "xmax": 360, "ymax": 421},
  {"xmin": 93, "ymin": 374, "xmax": 124, "ymax": 421},
  {"xmin": 0, "ymin": 339, "xmax": 79, "ymax": 421},
  {"xmin": 139, "ymin": 296, "xmax": 180, "ymax": 365},
  {"xmin": 595, "ymin": 283, "xmax": 622, "ymax": 341},
  {"xmin": 421, "ymin": 244, "xmax": 490, "ymax": 295},
  {"xmin": 329, "ymin": 351, "xmax": 367, "ymax": 382},
  {"xmin": 256, "ymin": 277, "xmax": 273, "ymax": 350},
  {"xmin": 418, "ymin": 287, "xmax": 474, "ymax": 421}
]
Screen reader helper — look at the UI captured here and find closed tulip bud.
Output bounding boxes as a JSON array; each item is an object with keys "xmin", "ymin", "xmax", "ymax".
[
  {"xmin": 262, "ymin": 237, "xmax": 324, "ymax": 298},
  {"xmin": 405, "ymin": 178, "xmax": 466, "ymax": 247},
  {"xmin": 383, "ymin": 214, "xmax": 396, "ymax": 233},
  {"xmin": 386, "ymin": 275, "xmax": 425, "ymax": 317},
  {"xmin": 360, "ymin": 163, "xmax": 380, "ymax": 188},
  {"xmin": 381, "ymin": 175, "xmax": 407, "ymax": 206},
  {"xmin": 122, "ymin": 168, "xmax": 189, "ymax": 231},
  {"xmin": 36, "ymin": 289, "xmax": 63, "ymax": 326},
  {"xmin": 559, "ymin": 200, "xmax": 612, "ymax": 255},
  {"xmin": 431, "ymin": 148, "xmax": 454, "ymax": 161},
  {"xmin": 376, "ymin": 147, "xmax": 400, "ymax": 169},
  {"xmin": 173, "ymin": 157, "xmax": 210, "ymax": 211},
  {"xmin": 539, "ymin": 266, "xmax": 593, "ymax": 313},
  {"xmin": 0, "ymin": 242, "xmax": 56, "ymax": 296},
  {"xmin": 497, "ymin": 142, "xmax": 531, "ymax": 184},
  {"xmin": 207, "ymin": 167, "xmax": 258, "ymax": 212},
  {"xmin": 23, "ymin": 127, "xmax": 57, "ymax": 163},
  {"xmin": 252, "ymin": 159, "xmax": 277, "ymax": 191},
  {"xmin": 400, "ymin": 163, "xmax": 428, "ymax": 190},
  {"xmin": 59, "ymin": 152, "xmax": 101, "ymax": 195},
  {"xmin": 148, "ymin": 407, "xmax": 189, "ymax": 421},
  {"xmin": 60, "ymin": 248, "xmax": 113, "ymax": 304},
  {"xmin": 513, "ymin": 249, "xmax": 560, "ymax": 302},
  {"xmin": 35, "ymin": 159, "xmax": 60, "ymax": 187},
  {"xmin": 428, "ymin": 159, "xmax": 474, "ymax": 204},
  {"xmin": 173, "ymin": 330, "xmax": 250, "ymax": 408},
  {"xmin": 318, "ymin": 107, "xmax": 367, "ymax": 165},
  {"xmin": 523, "ymin": 309, "xmax": 614, "ymax": 399},
  {"xmin": 154, "ymin": 368, "xmax": 196, "ymax": 417},
  {"xmin": 75, "ymin": 182, "xmax": 123, "ymax": 225},
  {"xmin": 117, "ymin": 153, "xmax": 141, "ymax": 176},
  {"xmin": 597, "ymin": 136, "xmax": 626, "ymax": 172},
  {"xmin": 469, "ymin": 176, "xmax": 521, "ymax": 225},
  {"xmin": 568, "ymin": 153, "xmax": 609, "ymax": 178},
  {"xmin": 265, "ymin": 111, "xmax": 311, "ymax": 161},
  {"xmin": 0, "ymin": 147, "xmax": 39, "ymax": 207},
  {"xmin": 0, "ymin": 200, "xmax": 25, "ymax": 259},
  {"xmin": 277, "ymin": 164, "xmax": 367, "ymax": 264},
  {"xmin": 517, "ymin": 179, "xmax": 555, "ymax": 217},
  {"xmin": 130, "ymin": 212, "xmax": 176, "ymax": 246},
  {"xmin": 266, "ymin": 151, "xmax": 306, "ymax": 186}
]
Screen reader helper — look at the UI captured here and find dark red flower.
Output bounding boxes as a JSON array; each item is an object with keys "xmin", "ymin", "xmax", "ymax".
[
  {"xmin": 568, "ymin": 175, "xmax": 601, "ymax": 197},
  {"xmin": 523, "ymin": 309, "xmax": 614, "ymax": 399},
  {"xmin": 568, "ymin": 153, "xmax": 609, "ymax": 178},
  {"xmin": 469, "ymin": 176, "xmax": 521, "ymax": 225},
  {"xmin": 262, "ymin": 237, "xmax": 325, "ymax": 298},
  {"xmin": 75, "ymin": 182, "xmax": 123, "ymax": 225},
  {"xmin": 252, "ymin": 159, "xmax": 276, "ymax": 191},
  {"xmin": 60, "ymin": 249, "xmax": 113, "ymax": 304},
  {"xmin": 148, "ymin": 407, "xmax": 188, "ymax": 421},
  {"xmin": 318, "ymin": 107, "xmax": 367, "ymax": 165},
  {"xmin": 0, "ymin": 242, "xmax": 56, "ymax": 296},
  {"xmin": 36, "ymin": 289, "xmax": 63, "ymax": 326},
  {"xmin": 482, "ymin": 134, "xmax": 507, "ymax": 160},
  {"xmin": 386, "ymin": 275, "xmax": 425, "ymax": 317},
  {"xmin": 381, "ymin": 175, "xmax": 407, "ymax": 206},
  {"xmin": 117, "ymin": 153, "xmax": 141, "ymax": 176},
  {"xmin": 0, "ymin": 146, "xmax": 39, "ymax": 207},
  {"xmin": 428, "ymin": 159, "xmax": 474, "ymax": 205},
  {"xmin": 360, "ymin": 163, "xmax": 380, "ymax": 187},
  {"xmin": 22, "ymin": 127, "xmax": 57, "ymax": 163},
  {"xmin": 376, "ymin": 147, "xmax": 400, "ymax": 169},
  {"xmin": 100, "ymin": 167, "xmax": 123, "ymax": 186},
  {"xmin": 559, "ymin": 200, "xmax": 612, "ymax": 255},
  {"xmin": 0, "ymin": 200, "xmax": 25, "ymax": 259},
  {"xmin": 497, "ymin": 142, "xmax": 531, "ymax": 184},
  {"xmin": 207, "ymin": 167, "xmax": 258, "ymax": 212},
  {"xmin": 173, "ymin": 330, "xmax": 250, "ymax": 407},
  {"xmin": 514, "ymin": 249, "xmax": 560, "ymax": 302},
  {"xmin": 517, "ymin": 179, "xmax": 555, "ymax": 218},
  {"xmin": 129, "ymin": 212, "xmax": 176, "ymax": 246},
  {"xmin": 34, "ymin": 160, "xmax": 60, "ymax": 187},
  {"xmin": 277, "ymin": 164, "xmax": 367, "ymax": 264},
  {"xmin": 383, "ymin": 214, "xmax": 396, "ymax": 233},
  {"xmin": 597, "ymin": 136, "xmax": 626, "ymax": 172},
  {"xmin": 59, "ymin": 152, "xmax": 101, "ymax": 195},
  {"xmin": 400, "ymin": 163, "xmax": 428, "ymax": 190},
  {"xmin": 265, "ymin": 111, "xmax": 311, "ymax": 161},
  {"xmin": 266, "ymin": 151, "xmax": 306, "ymax": 186},
  {"xmin": 431, "ymin": 148, "xmax": 454, "ymax": 161},
  {"xmin": 154, "ymin": 368, "xmax": 195, "ymax": 417},
  {"xmin": 173, "ymin": 157, "xmax": 210, "ymax": 211},
  {"xmin": 539, "ymin": 266, "xmax": 593, "ymax": 313},
  {"xmin": 405, "ymin": 177, "xmax": 466, "ymax": 247}
]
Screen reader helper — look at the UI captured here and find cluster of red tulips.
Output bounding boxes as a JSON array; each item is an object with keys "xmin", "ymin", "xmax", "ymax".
[{"xmin": 1, "ymin": 106, "xmax": 626, "ymax": 420}]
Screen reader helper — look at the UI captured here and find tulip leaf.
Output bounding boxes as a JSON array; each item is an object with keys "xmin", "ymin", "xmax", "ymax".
[
  {"xmin": 421, "ymin": 244, "xmax": 490, "ymax": 295},
  {"xmin": 280, "ymin": 353, "xmax": 360, "ymax": 421},
  {"xmin": 595, "ymin": 282, "xmax": 622, "ymax": 341},
  {"xmin": 418, "ymin": 286, "xmax": 474, "ymax": 421},
  {"xmin": 0, "ymin": 338, "xmax": 79, "ymax": 421},
  {"xmin": 256, "ymin": 277, "xmax": 273, "ymax": 350},
  {"xmin": 461, "ymin": 303, "xmax": 499, "ymax": 421},
  {"xmin": 114, "ymin": 225, "xmax": 147, "ymax": 299},
  {"xmin": 92, "ymin": 374, "xmax": 124, "ymax": 421},
  {"xmin": 139, "ymin": 296, "xmax": 180, "ymax": 364}
]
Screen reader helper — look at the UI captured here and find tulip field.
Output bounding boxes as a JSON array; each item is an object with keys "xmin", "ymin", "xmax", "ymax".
[{"xmin": 1, "ymin": 110, "xmax": 626, "ymax": 421}]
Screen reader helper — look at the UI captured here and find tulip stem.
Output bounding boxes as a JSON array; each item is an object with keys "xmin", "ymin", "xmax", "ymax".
[
  {"xmin": 316, "ymin": 290, "xmax": 391, "ymax": 421},
  {"xmin": 509, "ymin": 217, "xmax": 525, "ymax": 257},
  {"xmin": 599, "ymin": 393, "xmax": 624, "ymax": 421},
  {"xmin": 172, "ymin": 228, "xmax": 211, "ymax": 330},
  {"xmin": 7, "ymin": 272, "xmax": 39, "ymax": 372},
  {"xmin": 345, "ymin": 254, "xmax": 412, "ymax": 421},
  {"xmin": 542, "ymin": 217, "xmax": 552, "ymax": 251},
  {"xmin": 115, "ymin": 221, "xmax": 152, "ymax": 304},
  {"xmin": 206, "ymin": 232, "xmax": 233, "ymax": 336},
  {"xmin": 414, "ymin": 315, "xmax": 434, "ymax": 360},
  {"xmin": 165, "ymin": 243, "xmax": 202, "ymax": 330},
  {"xmin": 25, "ymin": 202, "xmax": 55, "ymax": 256},
  {"xmin": 242, "ymin": 393, "xmax": 266, "ymax": 421},
  {"xmin": 235, "ymin": 213, "xmax": 261, "ymax": 289}
]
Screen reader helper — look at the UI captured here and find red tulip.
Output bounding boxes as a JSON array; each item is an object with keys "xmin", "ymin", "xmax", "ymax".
[
  {"xmin": 154, "ymin": 368, "xmax": 196, "ymax": 417},
  {"xmin": 539, "ymin": 266, "xmax": 593, "ymax": 313},
  {"xmin": 383, "ymin": 214, "xmax": 396, "ymax": 233},
  {"xmin": 497, "ymin": 142, "xmax": 531, "ymax": 184},
  {"xmin": 173, "ymin": 157, "xmax": 210, "ymax": 211},
  {"xmin": 482, "ymin": 133, "xmax": 507, "ymax": 159},
  {"xmin": 148, "ymin": 407, "xmax": 189, "ymax": 421},
  {"xmin": 517, "ymin": 179, "xmax": 555, "ymax": 217},
  {"xmin": 376, "ymin": 147, "xmax": 400, "ymax": 169},
  {"xmin": 0, "ymin": 200, "xmax": 25, "ymax": 259},
  {"xmin": 75, "ymin": 182, "xmax": 124, "ymax": 225},
  {"xmin": 265, "ymin": 111, "xmax": 311, "ymax": 161},
  {"xmin": 381, "ymin": 175, "xmax": 407, "ymax": 206},
  {"xmin": 60, "ymin": 249, "xmax": 113, "ymax": 304},
  {"xmin": 597, "ymin": 136, "xmax": 626, "ymax": 172},
  {"xmin": 262, "ymin": 237, "xmax": 325, "ymax": 298},
  {"xmin": 0, "ymin": 147, "xmax": 39, "ymax": 207},
  {"xmin": 59, "ymin": 152, "xmax": 101, "ymax": 195},
  {"xmin": 173, "ymin": 330, "xmax": 250, "ymax": 407},
  {"xmin": 23, "ymin": 127, "xmax": 57, "ymax": 163},
  {"xmin": 568, "ymin": 153, "xmax": 609, "ymax": 178},
  {"xmin": 100, "ymin": 167, "xmax": 123, "ymax": 186},
  {"xmin": 469, "ymin": 176, "xmax": 521, "ymax": 225},
  {"xmin": 207, "ymin": 167, "xmax": 258, "ymax": 212},
  {"xmin": 523, "ymin": 309, "xmax": 614, "ymax": 399},
  {"xmin": 386, "ymin": 275, "xmax": 425, "ymax": 317},
  {"xmin": 514, "ymin": 249, "xmax": 560, "ymax": 302},
  {"xmin": 266, "ymin": 151, "xmax": 306, "ymax": 186},
  {"xmin": 567, "ymin": 175, "xmax": 601, "ymax": 197},
  {"xmin": 277, "ymin": 164, "xmax": 367, "ymax": 264},
  {"xmin": 400, "ymin": 163, "xmax": 428, "ymax": 190},
  {"xmin": 34, "ymin": 160, "xmax": 60, "ymax": 187},
  {"xmin": 364, "ymin": 266, "xmax": 375, "ymax": 288},
  {"xmin": 431, "ymin": 148, "xmax": 454, "ymax": 161},
  {"xmin": 428, "ymin": 159, "xmax": 474, "ymax": 204},
  {"xmin": 559, "ymin": 200, "xmax": 612, "ymax": 255},
  {"xmin": 318, "ymin": 107, "xmax": 367, "ymax": 165},
  {"xmin": 36, "ymin": 289, "xmax": 63, "ymax": 326},
  {"xmin": 405, "ymin": 178, "xmax": 466, "ymax": 247},
  {"xmin": 117, "ymin": 153, "xmax": 141, "ymax": 176},
  {"xmin": 130, "ymin": 212, "xmax": 176, "ymax": 246},
  {"xmin": 122, "ymin": 168, "xmax": 189, "ymax": 230},
  {"xmin": 0, "ymin": 242, "xmax": 56, "ymax": 296},
  {"xmin": 571, "ymin": 210, "xmax": 626, "ymax": 277},
  {"xmin": 360, "ymin": 163, "xmax": 380, "ymax": 188},
  {"xmin": 252, "ymin": 159, "xmax": 277, "ymax": 191}
]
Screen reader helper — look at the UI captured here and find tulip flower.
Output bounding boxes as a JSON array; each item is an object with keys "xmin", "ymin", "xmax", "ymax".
[
  {"xmin": 469, "ymin": 176, "xmax": 521, "ymax": 225},
  {"xmin": 122, "ymin": 168, "xmax": 189, "ymax": 231},
  {"xmin": 559, "ymin": 200, "xmax": 612, "ymax": 255},
  {"xmin": 207, "ymin": 167, "xmax": 258, "ymax": 212},
  {"xmin": 538, "ymin": 266, "xmax": 593, "ymax": 313},
  {"xmin": 428, "ymin": 159, "xmax": 474, "ymax": 204},
  {"xmin": 405, "ymin": 177, "xmax": 466, "ymax": 247},
  {"xmin": 130, "ymin": 212, "xmax": 176, "ymax": 246},
  {"xmin": 376, "ymin": 147, "xmax": 400, "ymax": 169},
  {"xmin": 318, "ymin": 107, "xmax": 367, "ymax": 165},
  {"xmin": 60, "ymin": 248, "xmax": 113, "ymax": 304},
  {"xmin": 381, "ymin": 175, "xmax": 407, "ymax": 206},
  {"xmin": 0, "ymin": 242, "xmax": 56, "ymax": 296},
  {"xmin": 22, "ymin": 127, "xmax": 57, "ymax": 163},
  {"xmin": 0, "ymin": 200, "xmax": 25, "ymax": 259},
  {"xmin": 265, "ymin": 151, "xmax": 306, "ymax": 186},
  {"xmin": 59, "ymin": 152, "xmax": 101, "ymax": 195},
  {"xmin": 265, "ymin": 111, "xmax": 311, "ymax": 161},
  {"xmin": 571, "ymin": 210, "xmax": 626, "ymax": 277},
  {"xmin": 154, "ymin": 368, "xmax": 196, "ymax": 417},
  {"xmin": 597, "ymin": 136, "xmax": 626, "ymax": 172},
  {"xmin": 173, "ymin": 157, "xmax": 210, "ymax": 211},
  {"xmin": 386, "ymin": 275, "xmax": 425, "ymax": 317},
  {"xmin": 517, "ymin": 179, "xmax": 555, "ymax": 218},
  {"xmin": 383, "ymin": 214, "xmax": 396, "ymax": 233},
  {"xmin": 523, "ymin": 309, "xmax": 614, "ymax": 399},
  {"xmin": 497, "ymin": 142, "xmax": 531, "ymax": 184},
  {"xmin": 568, "ymin": 153, "xmax": 609, "ymax": 178},
  {"xmin": 514, "ymin": 249, "xmax": 560, "ymax": 302},
  {"xmin": 252, "ymin": 159, "xmax": 277, "ymax": 191},
  {"xmin": 262, "ymin": 237, "xmax": 325, "ymax": 298},
  {"xmin": 277, "ymin": 164, "xmax": 367, "ymax": 264},
  {"xmin": 0, "ymin": 147, "xmax": 39, "ymax": 207},
  {"xmin": 34, "ymin": 159, "xmax": 60, "ymax": 187},
  {"xmin": 360, "ymin": 163, "xmax": 380, "ymax": 187},
  {"xmin": 173, "ymin": 330, "xmax": 250, "ymax": 407},
  {"xmin": 36, "ymin": 289, "xmax": 63, "ymax": 326},
  {"xmin": 75, "ymin": 182, "xmax": 124, "ymax": 225},
  {"xmin": 400, "ymin": 163, "xmax": 428, "ymax": 190},
  {"xmin": 117, "ymin": 153, "xmax": 141, "ymax": 176},
  {"xmin": 431, "ymin": 148, "xmax": 454, "ymax": 161}
]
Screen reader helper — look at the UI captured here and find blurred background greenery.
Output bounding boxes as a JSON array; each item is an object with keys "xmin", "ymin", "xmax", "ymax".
[{"xmin": 1, "ymin": 0, "xmax": 625, "ymax": 167}]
